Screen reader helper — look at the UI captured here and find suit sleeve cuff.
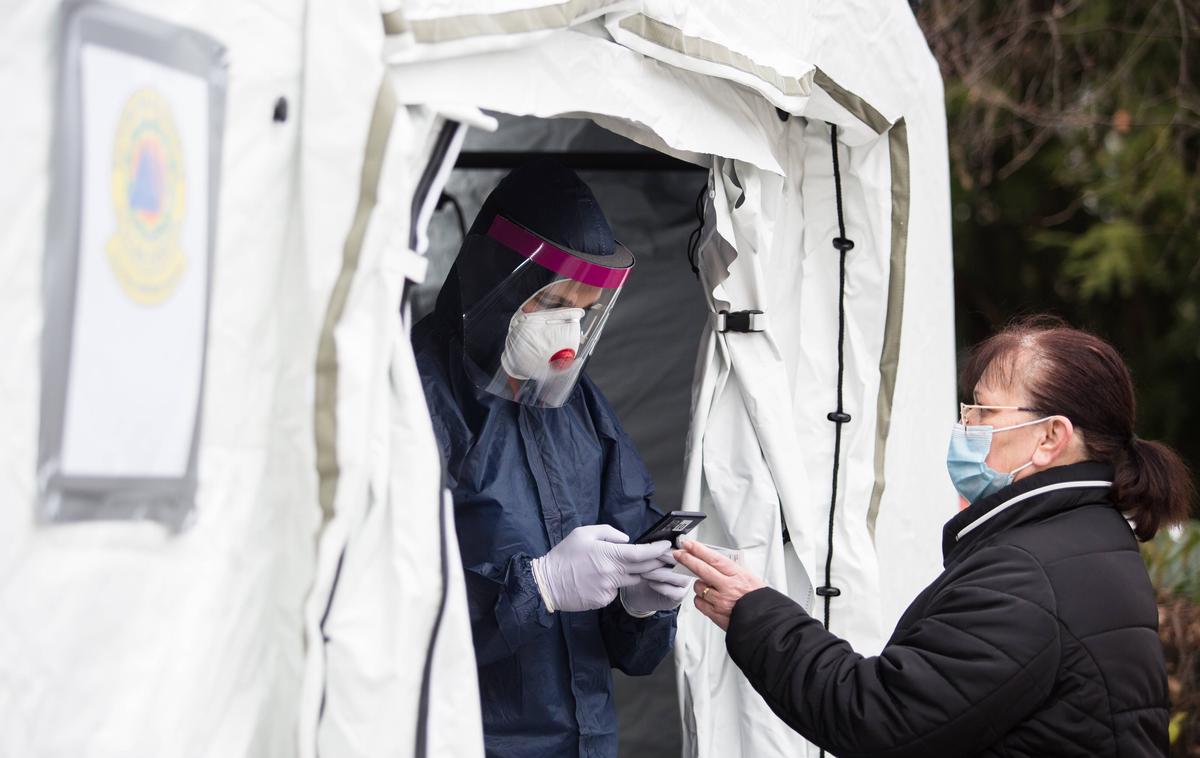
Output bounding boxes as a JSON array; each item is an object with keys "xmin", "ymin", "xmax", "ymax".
[{"xmin": 494, "ymin": 554, "xmax": 554, "ymax": 652}]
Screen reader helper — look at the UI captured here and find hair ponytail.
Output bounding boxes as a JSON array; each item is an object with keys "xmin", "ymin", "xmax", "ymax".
[{"xmin": 1117, "ymin": 437, "xmax": 1195, "ymax": 541}]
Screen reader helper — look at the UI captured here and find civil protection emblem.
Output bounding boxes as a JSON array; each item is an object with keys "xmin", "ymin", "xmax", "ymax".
[{"xmin": 106, "ymin": 87, "xmax": 187, "ymax": 305}]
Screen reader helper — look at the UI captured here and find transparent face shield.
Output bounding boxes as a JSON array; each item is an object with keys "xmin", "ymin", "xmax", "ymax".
[{"xmin": 461, "ymin": 215, "xmax": 634, "ymax": 408}]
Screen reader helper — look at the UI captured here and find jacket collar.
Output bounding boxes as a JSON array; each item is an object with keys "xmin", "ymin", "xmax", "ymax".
[{"xmin": 942, "ymin": 461, "xmax": 1116, "ymax": 566}]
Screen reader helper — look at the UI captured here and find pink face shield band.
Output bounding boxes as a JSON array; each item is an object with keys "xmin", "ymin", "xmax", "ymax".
[{"xmin": 487, "ymin": 216, "xmax": 630, "ymax": 289}]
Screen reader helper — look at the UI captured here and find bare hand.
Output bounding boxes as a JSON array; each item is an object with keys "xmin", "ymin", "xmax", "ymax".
[{"xmin": 672, "ymin": 540, "xmax": 766, "ymax": 631}]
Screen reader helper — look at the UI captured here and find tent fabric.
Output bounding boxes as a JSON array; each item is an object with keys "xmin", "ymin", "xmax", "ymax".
[
  {"xmin": 384, "ymin": 0, "xmax": 923, "ymax": 143},
  {"xmin": 381, "ymin": 0, "xmax": 633, "ymax": 62},
  {"xmin": 1, "ymin": 1, "xmax": 484, "ymax": 757},
  {"xmin": 297, "ymin": 1, "xmax": 483, "ymax": 755},
  {"xmin": 0, "ymin": 1, "xmax": 318, "ymax": 755},
  {"xmin": 384, "ymin": 27, "xmax": 789, "ymax": 176},
  {"xmin": 1, "ymin": 2, "xmax": 953, "ymax": 757},
  {"xmin": 384, "ymin": 3, "xmax": 955, "ymax": 756}
]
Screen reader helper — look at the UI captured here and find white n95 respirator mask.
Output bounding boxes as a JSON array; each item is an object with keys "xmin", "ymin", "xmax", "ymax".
[{"xmin": 500, "ymin": 307, "xmax": 586, "ymax": 381}]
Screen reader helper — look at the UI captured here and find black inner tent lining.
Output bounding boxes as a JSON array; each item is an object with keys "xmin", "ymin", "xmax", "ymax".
[{"xmin": 455, "ymin": 151, "xmax": 705, "ymax": 172}]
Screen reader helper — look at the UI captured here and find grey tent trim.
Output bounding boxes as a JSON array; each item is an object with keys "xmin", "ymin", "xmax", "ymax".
[
  {"xmin": 314, "ymin": 79, "xmax": 398, "ymax": 520},
  {"xmin": 867, "ymin": 119, "xmax": 910, "ymax": 539},
  {"xmin": 615, "ymin": 13, "xmax": 812, "ymax": 98},
  {"xmin": 617, "ymin": 13, "xmax": 892, "ymax": 135},
  {"xmin": 381, "ymin": 5, "xmax": 891, "ymax": 135},
  {"xmin": 382, "ymin": 0, "xmax": 618, "ymax": 40},
  {"xmin": 812, "ymin": 69, "xmax": 891, "ymax": 135}
]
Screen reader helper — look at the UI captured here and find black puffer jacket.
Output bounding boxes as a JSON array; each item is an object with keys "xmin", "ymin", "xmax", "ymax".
[{"xmin": 726, "ymin": 461, "xmax": 1169, "ymax": 757}]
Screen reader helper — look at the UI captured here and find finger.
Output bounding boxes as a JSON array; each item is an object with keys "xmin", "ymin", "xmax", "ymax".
[
  {"xmin": 647, "ymin": 580, "xmax": 690, "ymax": 602},
  {"xmin": 640, "ymin": 566, "xmax": 692, "ymax": 587},
  {"xmin": 612, "ymin": 540, "xmax": 672, "ymax": 562},
  {"xmin": 614, "ymin": 572, "xmax": 643, "ymax": 589},
  {"xmin": 684, "ymin": 540, "xmax": 739, "ymax": 577},
  {"xmin": 622, "ymin": 557, "xmax": 670, "ymax": 575},
  {"xmin": 673, "ymin": 547, "xmax": 728, "ymax": 588},
  {"xmin": 590, "ymin": 524, "xmax": 630, "ymax": 543},
  {"xmin": 694, "ymin": 595, "xmax": 720, "ymax": 619}
]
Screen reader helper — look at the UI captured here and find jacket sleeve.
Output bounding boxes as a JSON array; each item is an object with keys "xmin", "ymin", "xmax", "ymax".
[
  {"xmin": 725, "ymin": 545, "xmax": 1061, "ymax": 758},
  {"xmin": 462, "ymin": 552, "xmax": 555, "ymax": 667}
]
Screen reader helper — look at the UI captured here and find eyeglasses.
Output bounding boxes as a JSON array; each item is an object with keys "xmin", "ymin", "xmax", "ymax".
[{"xmin": 959, "ymin": 403, "xmax": 1044, "ymax": 426}]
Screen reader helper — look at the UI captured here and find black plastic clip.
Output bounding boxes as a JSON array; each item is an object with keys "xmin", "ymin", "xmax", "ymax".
[
  {"xmin": 716, "ymin": 310, "xmax": 767, "ymax": 333},
  {"xmin": 827, "ymin": 411, "xmax": 852, "ymax": 424},
  {"xmin": 815, "ymin": 586, "xmax": 842, "ymax": 598},
  {"xmin": 832, "ymin": 237, "xmax": 855, "ymax": 252}
]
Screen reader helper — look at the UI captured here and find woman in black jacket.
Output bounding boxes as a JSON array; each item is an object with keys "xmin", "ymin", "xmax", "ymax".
[{"xmin": 674, "ymin": 317, "xmax": 1191, "ymax": 758}]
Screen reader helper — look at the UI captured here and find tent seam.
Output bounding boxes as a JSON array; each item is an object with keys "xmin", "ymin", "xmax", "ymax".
[
  {"xmin": 615, "ymin": 13, "xmax": 814, "ymax": 98},
  {"xmin": 384, "ymin": 0, "xmax": 619, "ymax": 42},
  {"xmin": 314, "ymin": 78, "xmax": 398, "ymax": 521},
  {"xmin": 614, "ymin": 13, "xmax": 892, "ymax": 134},
  {"xmin": 812, "ymin": 69, "xmax": 891, "ymax": 135}
]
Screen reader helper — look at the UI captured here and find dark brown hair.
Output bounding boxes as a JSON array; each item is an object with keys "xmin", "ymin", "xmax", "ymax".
[{"xmin": 962, "ymin": 314, "xmax": 1194, "ymax": 540}]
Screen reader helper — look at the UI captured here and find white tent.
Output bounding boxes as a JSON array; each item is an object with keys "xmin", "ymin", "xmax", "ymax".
[{"xmin": 0, "ymin": 1, "xmax": 956, "ymax": 757}]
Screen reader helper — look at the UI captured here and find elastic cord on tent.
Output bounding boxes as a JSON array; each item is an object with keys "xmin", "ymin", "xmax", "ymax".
[
  {"xmin": 816, "ymin": 119, "xmax": 855, "ymax": 758},
  {"xmin": 820, "ymin": 122, "xmax": 854, "ymax": 625}
]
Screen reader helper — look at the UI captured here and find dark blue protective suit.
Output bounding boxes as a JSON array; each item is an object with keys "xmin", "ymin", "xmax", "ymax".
[{"xmin": 412, "ymin": 161, "xmax": 676, "ymax": 758}]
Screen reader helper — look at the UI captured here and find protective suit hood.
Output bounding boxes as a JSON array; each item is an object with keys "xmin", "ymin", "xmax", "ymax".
[{"xmin": 432, "ymin": 158, "xmax": 617, "ymax": 335}]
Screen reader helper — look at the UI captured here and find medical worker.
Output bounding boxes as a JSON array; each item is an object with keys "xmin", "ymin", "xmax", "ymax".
[{"xmin": 412, "ymin": 160, "xmax": 690, "ymax": 758}]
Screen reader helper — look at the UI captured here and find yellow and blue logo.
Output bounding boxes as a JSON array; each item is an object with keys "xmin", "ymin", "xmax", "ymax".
[{"xmin": 106, "ymin": 87, "xmax": 187, "ymax": 306}]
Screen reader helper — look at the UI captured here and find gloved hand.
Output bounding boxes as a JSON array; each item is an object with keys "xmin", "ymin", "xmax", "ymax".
[
  {"xmin": 620, "ymin": 565, "xmax": 693, "ymax": 617},
  {"xmin": 531, "ymin": 525, "xmax": 673, "ymax": 613}
]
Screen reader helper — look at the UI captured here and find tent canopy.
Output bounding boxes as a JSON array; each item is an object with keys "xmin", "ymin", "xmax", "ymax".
[{"xmin": 0, "ymin": 3, "xmax": 954, "ymax": 758}]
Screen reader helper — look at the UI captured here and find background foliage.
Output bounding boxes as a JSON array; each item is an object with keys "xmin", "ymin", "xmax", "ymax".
[{"xmin": 916, "ymin": 0, "xmax": 1200, "ymax": 472}]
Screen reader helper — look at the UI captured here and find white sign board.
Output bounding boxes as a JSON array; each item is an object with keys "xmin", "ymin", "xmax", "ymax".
[
  {"xmin": 38, "ymin": 4, "xmax": 227, "ymax": 529},
  {"xmin": 60, "ymin": 45, "xmax": 210, "ymax": 478}
]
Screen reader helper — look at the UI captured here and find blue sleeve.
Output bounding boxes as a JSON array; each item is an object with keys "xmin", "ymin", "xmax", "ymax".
[
  {"xmin": 590, "ymin": 388, "xmax": 678, "ymax": 675},
  {"xmin": 600, "ymin": 600, "xmax": 677, "ymax": 675},
  {"xmin": 417, "ymin": 369, "xmax": 557, "ymax": 668},
  {"xmin": 462, "ymin": 552, "xmax": 556, "ymax": 667}
]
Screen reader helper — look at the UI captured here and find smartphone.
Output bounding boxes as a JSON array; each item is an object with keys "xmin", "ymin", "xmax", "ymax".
[{"xmin": 634, "ymin": 510, "xmax": 707, "ymax": 546}]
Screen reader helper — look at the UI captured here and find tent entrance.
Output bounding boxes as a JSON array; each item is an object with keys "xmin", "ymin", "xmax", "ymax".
[{"xmin": 413, "ymin": 113, "xmax": 709, "ymax": 756}]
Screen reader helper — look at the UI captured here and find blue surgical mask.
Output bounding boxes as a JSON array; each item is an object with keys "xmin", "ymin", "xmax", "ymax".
[{"xmin": 946, "ymin": 418, "xmax": 1052, "ymax": 504}]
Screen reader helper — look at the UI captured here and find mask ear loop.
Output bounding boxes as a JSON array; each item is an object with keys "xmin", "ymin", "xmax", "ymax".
[{"xmin": 997, "ymin": 416, "xmax": 1059, "ymax": 476}]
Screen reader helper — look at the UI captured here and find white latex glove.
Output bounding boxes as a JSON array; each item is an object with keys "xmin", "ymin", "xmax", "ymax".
[
  {"xmin": 532, "ymin": 525, "xmax": 673, "ymax": 613},
  {"xmin": 620, "ymin": 565, "xmax": 693, "ymax": 617}
]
